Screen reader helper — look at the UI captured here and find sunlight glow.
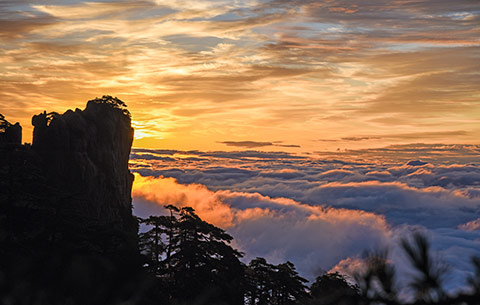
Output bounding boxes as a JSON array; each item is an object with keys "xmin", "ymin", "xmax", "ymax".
[{"xmin": 0, "ymin": 0, "xmax": 478, "ymax": 150}]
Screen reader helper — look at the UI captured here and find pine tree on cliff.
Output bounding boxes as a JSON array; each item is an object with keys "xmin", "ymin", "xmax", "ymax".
[
  {"xmin": 309, "ymin": 272, "xmax": 359, "ymax": 305},
  {"xmin": 245, "ymin": 257, "xmax": 308, "ymax": 305},
  {"xmin": 139, "ymin": 205, "xmax": 245, "ymax": 305}
]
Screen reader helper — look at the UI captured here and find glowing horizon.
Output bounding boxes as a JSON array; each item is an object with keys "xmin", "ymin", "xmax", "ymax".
[{"xmin": 0, "ymin": 0, "xmax": 478, "ymax": 152}]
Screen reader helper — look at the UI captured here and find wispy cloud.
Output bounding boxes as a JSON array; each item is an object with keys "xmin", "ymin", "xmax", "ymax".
[
  {"xmin": 220, "ymin": 140, "xmax": 300, "ymax": 148},
  {"xmin": 0, "ymin": 0, "xmax": 478, "ymax": 149}
]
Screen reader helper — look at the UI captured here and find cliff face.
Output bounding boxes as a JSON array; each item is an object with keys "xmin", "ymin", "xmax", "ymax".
[
  {"xmin": 31, "ymin": 100, "xmax": 136, "ymax": 234},
  {"xmin": 1, "ymin": 98, "xmax": 138, "ymax": 258},
  {"xmin": 0, "ymin": 114, "xmax": 21, "ymax": 146},
  {"xmin": 0, "ymin": 98, "xmax": 152, "ymax": 304}
]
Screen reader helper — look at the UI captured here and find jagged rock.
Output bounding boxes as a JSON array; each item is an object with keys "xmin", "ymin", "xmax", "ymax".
[
  {"xmin": 1, "ymin": 98, "xmax": 138, "ymax": 257},
  {"xmin": 0, "ymin": 99, "xmax": 150, "ymax": 304},
  {"xmin": 31, "ymin": 100, "xmax": 137, "ymax": 238},
  {"xmin": 0, "ymin": 114, "xmax": 22, "ymax": 146}
]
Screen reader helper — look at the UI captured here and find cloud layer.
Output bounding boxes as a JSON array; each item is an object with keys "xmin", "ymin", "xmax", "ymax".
[
  {"xmin": 130, "ymin": 144, "xmax": 480, "ymax": 291},
  {"xmin": 133, "ymin": 173, "xmax": 392, "ymax": 279}
]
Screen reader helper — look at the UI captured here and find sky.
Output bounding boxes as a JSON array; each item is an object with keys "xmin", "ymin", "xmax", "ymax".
[
  {"xmin": 0, "ymin": 0, "xmax": 479, "ymax": 151},
  {"xmin": 1, "ymin": 0, "xmax": 480, "ymax": 296}
]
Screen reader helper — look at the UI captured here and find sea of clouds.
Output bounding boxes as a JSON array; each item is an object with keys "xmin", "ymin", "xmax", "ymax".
[{"xmin": 130, "ymin": 144, "xmax": 480, "ymax": 294}]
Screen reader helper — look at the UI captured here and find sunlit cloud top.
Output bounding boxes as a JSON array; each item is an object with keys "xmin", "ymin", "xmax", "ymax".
[
  {"xmin": 0, "ymin": 0, "xmax": 479, "ymax": 151},
  {"xmin": 129, "ymin": 144, "xmax": 480, "ymax": 290}
]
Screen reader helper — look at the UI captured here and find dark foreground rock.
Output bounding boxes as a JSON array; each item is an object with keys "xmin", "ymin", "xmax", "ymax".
[
  {"xmin": 1, "ymin": 98, "xmax": 139, "ymax": 254},
  {"xmin": 0, "ymin": 114, "xmax": 21, "ymax": 146},
  {"xmin": 31, "ymin": 100, "xmax": 137, "ymax": 236},
  {"xmin": 0, "ymin": 97, "xmax": 149, "ymax": 305}
]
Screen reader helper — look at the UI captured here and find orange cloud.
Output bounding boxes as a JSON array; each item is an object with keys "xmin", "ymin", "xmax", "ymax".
[
  {"xmin": 458, "ymin": 218, "xmax": 480, "ymax": 231},
  {"xmin": 132, "ymin": 173, "xmax": 394, "ymax": 278},
  {"xmin": 133, "ymin": 173, "xmax": 235, "ymax": 227},
  {"xmin": 328, "ymin": 7, "xmax": 358, "ymax": 14},
  {"xmin": 133, "ymin": 173, "xmax": 391, "ymax": 230},
  {"xmin": 0, "ymin": 0, "xmax": 478, "ymax": 151}
]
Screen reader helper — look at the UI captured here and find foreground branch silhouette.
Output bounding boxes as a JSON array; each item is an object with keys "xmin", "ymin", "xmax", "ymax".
[{"xmin": 354, "ymin": 232, "xmax": 479, "ymax": 305}]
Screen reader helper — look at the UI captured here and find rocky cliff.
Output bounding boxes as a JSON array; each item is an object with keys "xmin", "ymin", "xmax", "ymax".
[
  {"xmin": 0, "ymin": 97, "xmax": 149, "ymax": 305},
  {"xmin": 31, "ymin": 99, "xmax": 136, "ymax": 235},
  {"xmin": 0, "ymin": 114, "xmax": 21, "ymax": 145},
  {"xmin": 1, "ymin": 96, "xmax": 138, "ymax": 255}
]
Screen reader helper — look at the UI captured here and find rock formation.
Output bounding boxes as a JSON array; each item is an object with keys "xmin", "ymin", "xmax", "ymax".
[
  {"xmin": 31, "ymin": 99, "xmax": 136, "ymax": 235},
  {"xmin": 0, "ymin": 114, "xmax": 21, "ymax": 145},
  {"xmin": 0, "ymin": 98, "xmax": 150, "ymax": 305},
  {"xmin": 1, "ymin": 96, "xmax": 138, "ymax": 255}
]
